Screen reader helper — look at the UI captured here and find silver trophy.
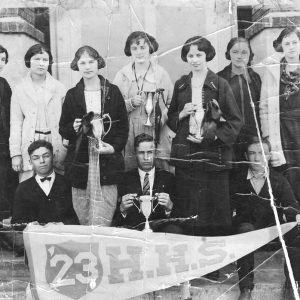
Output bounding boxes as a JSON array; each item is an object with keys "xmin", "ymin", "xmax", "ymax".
[
  {"xmin": 133, "ymin": 195, "xmax": 159, "ymax": 232},
  {"xmin": 144, "ymin": 91, "xmax": 154, "ymax": 126},
  {"xmin": 90, "ymin": 113, "xmax": 112, "ymax": 151}
]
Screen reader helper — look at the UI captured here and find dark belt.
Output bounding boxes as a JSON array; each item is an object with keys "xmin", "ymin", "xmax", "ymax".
[{"xmin": 35, "ymin": 130, "xmax": 51, "ymax": 135}]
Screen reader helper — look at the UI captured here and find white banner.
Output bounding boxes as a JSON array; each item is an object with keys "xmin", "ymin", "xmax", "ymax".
[{"xmin": 23, "ymin": 223, "xmax": 296, "ymax": 300}]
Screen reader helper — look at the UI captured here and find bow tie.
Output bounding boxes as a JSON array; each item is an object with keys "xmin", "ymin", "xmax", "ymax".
[{"xmin": 40, "ymin": 176, "xmax": 51, "ymax": 182}]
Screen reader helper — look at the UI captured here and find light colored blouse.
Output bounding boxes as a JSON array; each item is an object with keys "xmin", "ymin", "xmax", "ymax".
[{"xmin": 84, "ymin": 90, "xmax": 101, "ymax": 114}]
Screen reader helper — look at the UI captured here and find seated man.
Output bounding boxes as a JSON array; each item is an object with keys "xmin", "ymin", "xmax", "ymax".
[
  {"xmin": 230, "ymin": 136, "xmax": 300, "ymax": 300},
  {"xmin": 12, "ymin": 140, "xmax": 79, "ymax": 226},
  {"xmin": 113, "ymin": 133, "xmax": 182, "ymax": 233}
]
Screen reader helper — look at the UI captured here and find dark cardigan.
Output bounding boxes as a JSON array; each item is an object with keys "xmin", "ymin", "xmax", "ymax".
[
  {"xmin": 218, "ymin": 64, "xmax": 262, "ymax": 140},
  {"xmin": 59, "ymin": 75, "xmax": 129, "ymax": 188},
  {"xmin": 0, "ymin": 77, "xmax": 11, "ymax": 157},
  {"xmin": 167, "ymin": 69, "xmax": 243, "ymax": 171}
]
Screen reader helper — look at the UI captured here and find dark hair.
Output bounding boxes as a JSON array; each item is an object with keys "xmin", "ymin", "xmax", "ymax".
[
  {"xmin": 273, "ymin": 26, "xmax": 300, "ymax": 52},
  {"xmin": 70, "ymin": 45, "xmax": 106, "ymax": 71},
  {"xmin": 181, "ymin": 36, "xmax": 216, "ymax": 62},
  {"xmin": 28, "ymin": 140, "xmax": 53, "ymax": 156},
  {"xmin": 225, "ymin": 37, "xmax": 254, "ymax": 65},
  {"xmin": 246, "ymin": 136, "xmax": 271, "ymax": 153},
  {"xmin": 134, "ymin": 133, "xmax": 154, "ymax": 150},
  {"xmin": 124, "ymin": 31, "xmax": 159, "ymax": 57},
  {"xmin": 24, "ymin": 44, "xmax": 53, "ymax": 68},
  {"xmin": 0, "ymin": 45, "xmax": 8, "ymax": 64}
]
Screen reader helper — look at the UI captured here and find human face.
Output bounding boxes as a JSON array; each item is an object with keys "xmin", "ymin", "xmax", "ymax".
[
  {"xmin": 246, "ymin": 142, "xmax": 270, "ymax": 173},
  {"xmin": 282, "ymin": 32, "xmax": 300, "ymax": 62},
  {"xmin": 130, "ymin": 38, "xmax": 151, "ymax": 64},
  {"xmin": 30, "ymin": 147, "xmax": 53, "ymax": 177},
  {"xmin": 229, "ymin": 41, "xmax": 250, "ymax": 69},
  {"xmin": 0, "ymin": 52, "xmax": 7, "ymax": 72},
  {"xmin": 77, "ymin": 52, "xmax": 99, "ymax": 79},
  {"xmin": 136, "ymin": 141, "xmax": 155, "ymax": 172},
  {"xmin": 30, "ymin": 51, "xmax": 49, "ymax": 76},
  {"xmin": 186, "ymin": 45, "xmax": 207, "ymax": 73}
]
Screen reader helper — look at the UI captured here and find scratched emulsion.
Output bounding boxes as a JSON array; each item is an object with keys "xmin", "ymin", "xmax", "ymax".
[{"xmin": 0, "ymin": 0, "xmax": 299, "ymax": 299}]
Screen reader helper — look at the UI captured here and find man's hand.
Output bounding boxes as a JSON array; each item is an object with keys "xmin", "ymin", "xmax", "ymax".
[
  {"xmin": 120, "ymin": 194, "xmax": 137, "ymax": 213},
  {"xmin": 296, "ymin": 214, "xmax": 300, "ymax": 226},
  {"xmin": 156, "ymin": 193, "xmax": 173, "ymax": 211}
]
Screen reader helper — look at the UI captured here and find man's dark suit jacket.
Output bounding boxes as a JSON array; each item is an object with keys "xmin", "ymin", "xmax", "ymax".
[
  {"xmin": 11, "ymin": 173, "xmax": 79, "ymax": 226},
  {"xmin": 230, "ymin": 168, "xmax": 300, "ymax": 229},
  {"xmin": 113, "ymin": 168, "xmax": 178, "ymax": 229}
]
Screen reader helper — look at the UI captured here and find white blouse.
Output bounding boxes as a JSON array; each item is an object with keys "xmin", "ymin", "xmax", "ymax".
[{"xmin": 85, "ymin": 90, "xmax": 101, "ymax": 114}]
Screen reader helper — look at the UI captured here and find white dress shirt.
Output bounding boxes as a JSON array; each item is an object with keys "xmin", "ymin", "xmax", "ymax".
[
  {"xmin": 138, "ymin": 167, "xmax": 155, "ymax": 195},
  {"xmin": 35, "ymin": 171, "xmax": 55, "ymax": 196},
  {"xmin": 247, "ymin": 168, "xmax": 268, "ymax": 195}
]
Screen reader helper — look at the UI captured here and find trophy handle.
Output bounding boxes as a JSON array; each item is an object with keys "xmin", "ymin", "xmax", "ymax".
[
  {"xmin": 133, "ymin": 196, "xmax": 141, "ymax": 213},
  {"xmin": 102, "ymin": 114, "xmax": 112, "ymax": 138},
  {"xmin": 152, "ymin": 195, "xmax": 159, "ymax": 212}
]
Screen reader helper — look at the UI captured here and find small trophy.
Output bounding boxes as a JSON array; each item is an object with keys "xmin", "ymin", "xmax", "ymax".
[
  {"xmin": 133, "ymin": 195, "xmax": 159, "ymax": 232},
  {"xmin": 90, "ymin": 113, "xmax": 112, "ymax": 151},
  {"xmin": 144, "ymin": 91, "xmax": 154, "ymax": 126}
]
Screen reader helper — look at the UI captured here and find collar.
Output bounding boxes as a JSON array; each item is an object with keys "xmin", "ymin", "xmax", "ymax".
[
  {"xmin": 177, "ymin": 69, "xmax": 219, "ymax": 91},
  {"xmin": 138, "ymin": 167, "xmax": 155, "ymax": 178},
  {"xmin": 77, "ymin": 75, "xmax": 110, "ymax": 102},
  {"xmin": 230, "ymin": 67, "xmax": 251, "ymax": 83},
  {"xmin": 247, "ymin": 168, "xmax": 268, "ymax": 180},
  {"xmin": 35, "ymin": 170, "xmax": 55, "ymax": 181},
  {"xmin": 120, "ymin": 58, "xmax": 162, "ymax": 84}
]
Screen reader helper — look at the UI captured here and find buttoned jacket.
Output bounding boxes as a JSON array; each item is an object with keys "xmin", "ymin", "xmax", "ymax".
[
  {"xmin": 9, "ymin": 72, "xmax": 67, "ymax": 172},
  {"xmin": 167, "ymin": 70, "xmax": 243, "ymax": 171}
]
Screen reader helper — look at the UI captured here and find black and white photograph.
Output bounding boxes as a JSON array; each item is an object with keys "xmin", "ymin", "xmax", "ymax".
[{"xmin": 0, "ymin": 0, "xmax": 300, "ymax": 299}]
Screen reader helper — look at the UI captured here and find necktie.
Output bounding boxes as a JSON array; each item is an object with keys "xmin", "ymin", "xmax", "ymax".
[
  {"xmin": 40, "ymin": 176, "xmax": 51, "ymax": 182},
  {"xmin": 143, "ymin": 173, "xmax": 150, "ymax": 195}
]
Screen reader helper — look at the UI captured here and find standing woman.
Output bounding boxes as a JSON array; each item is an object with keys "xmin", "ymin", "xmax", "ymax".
[
  {"xmin": 59, "ymin": 46, "xmax": 128, "ymax": 226},
  {"xmin": 0, "ymin": 45, "xmax": 13, "ymax": 219},
  {"xmin": 218, "ymin": 37, "xmax": 261, "ymax": 162},
  {"xmin": 113, "ymin": 31, "xmax": 174, "ymax": 172},
  {"xmin": 10, "ymin": 44, "xmax": 67, "ymax": 182},
  {"xmin": 260, "ymin": 26, "xmax": 300, "ymax": 204},
  {"xmin": 167, "ymin": 36, "xmax": 242, "ymax": 236}
]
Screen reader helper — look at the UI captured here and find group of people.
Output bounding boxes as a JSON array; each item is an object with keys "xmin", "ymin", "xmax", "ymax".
[{"xmin": 1, "ymin": 26, "xmax": 300, "ymax": 299}]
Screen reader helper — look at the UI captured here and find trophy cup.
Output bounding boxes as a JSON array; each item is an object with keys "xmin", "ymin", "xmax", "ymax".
[
  {"xmin": 144, "ymin": 91, "xmax": 154, "ymax": 126},
  {"xmin": 134, "ymin": 195, "xmax": 159, "ymax": 232},
  {"xmin": 90, "ymin": 113, "xmax": 112, "ymax": 151}
]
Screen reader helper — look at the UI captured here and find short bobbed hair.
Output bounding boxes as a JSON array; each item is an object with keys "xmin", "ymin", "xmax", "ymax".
[
  {"xmin": 181, "ymin": 36, "xmax": 216, "ymax": 62},
  {"xmin": 24, "ymin": 44, "xmax": 53, "ymax": 68},
  {"xmin": 134, "ymin": 133, "xmax": 154, "ymax": 150},
  {"xmin": 225, "ymin": 37, "xmax": 254, "ymax": 65},
  {"xmin": 70, "ymin": 45, "xmax": 106, "ymax": 71},
  {"xmin": 246, "ymin": 136, "xmax": 271, "ymax": 153},
  {"xmin": 273, "ymin": 26, "xmax": 300, "ymax": 52},
  {"xmin": 124, "ymin": 31, "xmax": 159, "ymax": 57},
  {"xmin": 28, "ymin": 140, "xmax": 53, "ymax": 156},
  {"xmin": 0, "ymin": 45, "xmax": 8, "ymax": 64}
]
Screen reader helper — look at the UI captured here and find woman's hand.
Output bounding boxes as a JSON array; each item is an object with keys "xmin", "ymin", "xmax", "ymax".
[
  {"xmin": 12, "ymin": 155, "xmax": 23, "ymax": 172},
  {"xmin": 179, "ymin": 103, "xmax": 197, "ymax": 120},
  {"xmin": 131, "ymin": 94, "xmax": 144, "ymax": 108},
  {"xmin": 98, "ymin": 142, "xmax": 115, "ymax": 155},
  {"xmin": 73, "ymin": 118, "xmax": 82, "ymax": 133}
]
